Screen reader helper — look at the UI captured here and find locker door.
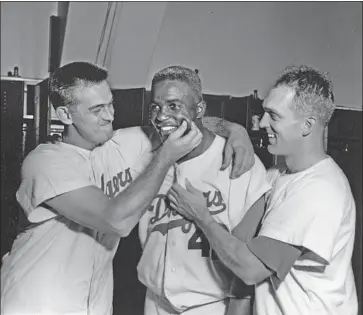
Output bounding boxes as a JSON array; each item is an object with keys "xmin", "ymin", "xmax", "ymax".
[
  {"xmin": 1, "ymin": 80, "xmax": 24, "ymax": 257},
  {"xmin": 112, "ymin": 88, "xmax": 145, "ymax": 130},
  {"xmin": 203, "ymin": 94, "xmax": 226, "ymax": 118},
  {"xmin": 34, "ymin": 78, "xmax": 50, "ymax": 146},
  {"xmin": 223, "ymin": 96, "xmax": 248, "ymax": 127}
]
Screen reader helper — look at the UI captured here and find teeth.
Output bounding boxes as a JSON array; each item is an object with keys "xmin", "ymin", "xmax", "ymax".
[
  {"xmin": 268, "ymin": 134, "xmax": 276, "ymax": 138},
  {"xmin": 161, "ymin": 126, "xmax": 177, "ymax": 132}
]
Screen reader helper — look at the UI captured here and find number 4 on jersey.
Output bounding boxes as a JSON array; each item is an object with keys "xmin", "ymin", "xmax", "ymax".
[{"xmin": 187, "ymin": 224, "xmax": 228, "ymax": 260}]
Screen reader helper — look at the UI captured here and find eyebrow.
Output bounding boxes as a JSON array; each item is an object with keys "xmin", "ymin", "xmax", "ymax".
[
  {"xmin": 89, "ymin": 98, "xmax": 114, "ymax": 110},
  {"xmin": 165, "ymin": 98, "xmax": 182, "ymax": 103},
  {"xmin": 264, "ymin": 106, "xmax": 281, "ymax": 117}
]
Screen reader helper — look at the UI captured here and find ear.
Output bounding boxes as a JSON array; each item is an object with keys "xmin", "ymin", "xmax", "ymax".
[
  {"xmin": 196, "ymin": 101, "xmax": 207, "ymax": 119},
  {"xmin": 302, "ymin": 116, "xmax": 316, "ymax": 137},
  {"xmin": 55, "ymin": 106, "xmax": 73, "ymax": 125}
]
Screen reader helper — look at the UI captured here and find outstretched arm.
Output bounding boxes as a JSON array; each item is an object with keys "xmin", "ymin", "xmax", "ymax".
[{"xmin": 45, "ymin": 122, "xmax": 202, "ymax": 237}]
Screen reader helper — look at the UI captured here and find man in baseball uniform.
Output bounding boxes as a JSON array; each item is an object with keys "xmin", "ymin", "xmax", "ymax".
[
  {"xmin": 137, "ymin": 66, "xmax": 271, "ymax": 315},
  {"xmin": 1, "ymin": 62, "xmax": 254, "ymax": 315},
  {"xmin": 170, "ymin": 65, "xmax": 358, "ymax": 315}
]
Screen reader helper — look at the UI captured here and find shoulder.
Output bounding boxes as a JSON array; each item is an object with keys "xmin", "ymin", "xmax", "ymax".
[
  {"xmin": 292, "ymin": 158, "xmax": 348, "ymax": 197},
  {"xmin": 21, "ymin": 143, "xmax": 90, "ymax": 179},
  {"xmin": 111, "ymin": 127, "xmax": 152, "ymax": 151},
  {"xmin": 22, "ymin": 144, "xmax": 67, "ymax": 173},
  {"xmin": 279, "ymin": 159, "xmax": 352, "ymax": 219},
  {"xmin": 111, "ymin": 127, "xmax": 149, "ymax": 143}
]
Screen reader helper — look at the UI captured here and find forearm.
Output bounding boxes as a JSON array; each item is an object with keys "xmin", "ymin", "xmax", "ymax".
[
  {"xmin": 203, "ymin": 116, "xmax": 245, "ymax": 138},
  {"xmin": 108, "ymin": 150, "xmax": 172, "ymax": 236},
  {"xmin": 195, "ymin": 210, "xmax": 267, "ymax": 285}
]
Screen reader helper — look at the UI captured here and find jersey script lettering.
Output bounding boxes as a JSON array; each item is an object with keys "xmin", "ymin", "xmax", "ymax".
[{"xmin": 100, "ymin": 167, "xmax": 133, "ymax": 198}]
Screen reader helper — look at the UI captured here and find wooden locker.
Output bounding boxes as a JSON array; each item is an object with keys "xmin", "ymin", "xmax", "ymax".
[
  {"xmin": 203, "ymin": 94, "xmax": 226, "ymax": 118},
  {"xmin": 1, "ymin": 80, "xmax": 24, "ymax": 258},
  {"xmin": 223, "ymin": 96, "xmax": 248, "ymax": 127},
  {"xmin": 112, "ymin": 88, "xmax": 145, "ymax": 130}
]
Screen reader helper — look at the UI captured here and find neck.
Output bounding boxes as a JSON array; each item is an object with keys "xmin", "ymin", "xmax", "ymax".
[
  {"xmin": 285, "ymin": 134, "xmax": 327, "ymax": 173},
  {"xmin": 177, "ymin": 119, "xmax": 215, "ymax": 164},
  {"xmin": 62, "ymin": 126, "xmax": 96, "ymax": 151}
]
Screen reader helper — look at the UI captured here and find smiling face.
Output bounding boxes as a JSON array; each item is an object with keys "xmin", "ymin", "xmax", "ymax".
[
  {"xmin": 150, "ymin": 80, "xmax": 201, "ymax": 141},
  {"xmin": 69, "ymin": 81, "xmax": 115, "ymax": 146},
  {"xmin": 259, "ymin": 85, "xmax": 304, "ymax": 156}
]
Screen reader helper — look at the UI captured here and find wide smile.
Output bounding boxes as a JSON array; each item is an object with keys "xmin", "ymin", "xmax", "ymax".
[
  {"xmin": 267, "ymin": 133, "xmax": 277, "ymax": 144},
  {"xmin": 160, "ymin": 125, "xmax": 178, "ymax": 132},
  {"xmin": 156, "ymin": 124, "xmax": 179, "ymax": 136}
]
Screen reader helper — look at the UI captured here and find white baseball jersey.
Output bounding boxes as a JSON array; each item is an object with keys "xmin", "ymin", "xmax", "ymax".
[
  {"xmin": 255, "ymin": 157, "xmax": 357, "ymax": 315},
  {"xmin": 137, "ymin": 135, "xmax": 271, "ymax": 315},
  {"xmin": 1, "ymin": 127, "xmax": 152, "ymax": 315}
]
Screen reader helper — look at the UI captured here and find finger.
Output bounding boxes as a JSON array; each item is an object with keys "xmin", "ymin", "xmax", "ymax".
[
  {"xmin": 230, "ymin": 146, "xmax": 245, "ymax": 179},
  {"xmin": 167, "ymin": 194, "xmax": 178, "ymax": 208},
  {"xmin": 169, "ymin": 199, "xmax": 178, "ymax": 209},
  {"xmin": 169, "ymin": 120, "xmax": 187, "ymax": 140},
  {"xmin": 180, "ymin": 122, "xmax": 201, "ymax": 144},
  {"xmin": 168, "ymin": 189, "xmax": 178, "ymax": 200},
  {"xmin": 168, "ymin": 193, "xmax": 177, "ymax": 203},
  {"xmin": 232, "ymin": 147, "xmax": 255, "ymax": 179},
  {"xmin": 169, "ymin": 202, "xmax": 178, "ymax": 211},
  {"xmin": 171, "ymin": 182, "xmax": 184, "ymax": 195},
  {"xmin": 221, "ymin": 142, "xmax": 233, "ymax": 171}
]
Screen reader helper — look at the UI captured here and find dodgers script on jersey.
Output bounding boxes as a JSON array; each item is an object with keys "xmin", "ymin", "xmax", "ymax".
[{"xmin": 138, "ymin": 135, "xmax": 271, "ymax": 315}]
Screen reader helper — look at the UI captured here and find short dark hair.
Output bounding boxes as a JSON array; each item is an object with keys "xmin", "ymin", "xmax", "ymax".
[
  {"xmin": 273, "ymin": 65, "xmax": 335, "ymax": 125},
  {"xmin": 49, "ymin": 61, "xmax": 108, "ymax": 109},
  {"xmin": 151, "ymin": 65, "xmax": 203, "ymax": 102}
]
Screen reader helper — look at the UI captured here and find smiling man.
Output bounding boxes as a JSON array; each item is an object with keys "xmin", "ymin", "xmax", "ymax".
[
  {"xmin": 137, "ymin": 66, "xmax": 271, "ymax": 315},
  {"xmin": 1, "ymin": 62, "xmax": 205, "ymax": 315},
  {"xmin": 169, "ymin": 65, "xmax": 358, "ymax": 315}
]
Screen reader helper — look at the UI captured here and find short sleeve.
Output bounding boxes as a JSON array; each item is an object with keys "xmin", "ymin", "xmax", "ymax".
[
  {"xmin": 258, "ymin": 179, "xmax": 345, "ymax": 264},
  {"xmin": 247, "ymin": 236, "xmax": 302, "ymax": 287},
  {"xmin": 228, "ymin": 155, "xmax": 271, "ymax": 228},
  {"xmin": 16, "ymin": 147, "xmax": 94, "ymax": 222}
]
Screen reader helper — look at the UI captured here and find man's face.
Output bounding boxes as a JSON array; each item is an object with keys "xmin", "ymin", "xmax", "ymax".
[
  {"xmin": 70, "ymin": 81, "xmax": 114, "ymax": 146},
  {"xmin": 150, "ymin": 80, "xmax": 199, "ymax": 142},
  {"xmin": 259, "ymin": 85, "xmax": 303, "ymax": 156}
]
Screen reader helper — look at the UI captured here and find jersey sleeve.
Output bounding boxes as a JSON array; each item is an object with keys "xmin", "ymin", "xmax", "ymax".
[
  {"xmin": 258, "ymin": 179, "xmax": 345, "ymax": 265},
  {"xmin": 16, "ymin": 147, "xmax": 94, "ymax": 222},
  {"xmin": 247, "ymin": 236, "xmax": 302, "ymax": 287},
  {"xmin": 228, "ymin": 154, "xmax": 271, "ymax": 229}
]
